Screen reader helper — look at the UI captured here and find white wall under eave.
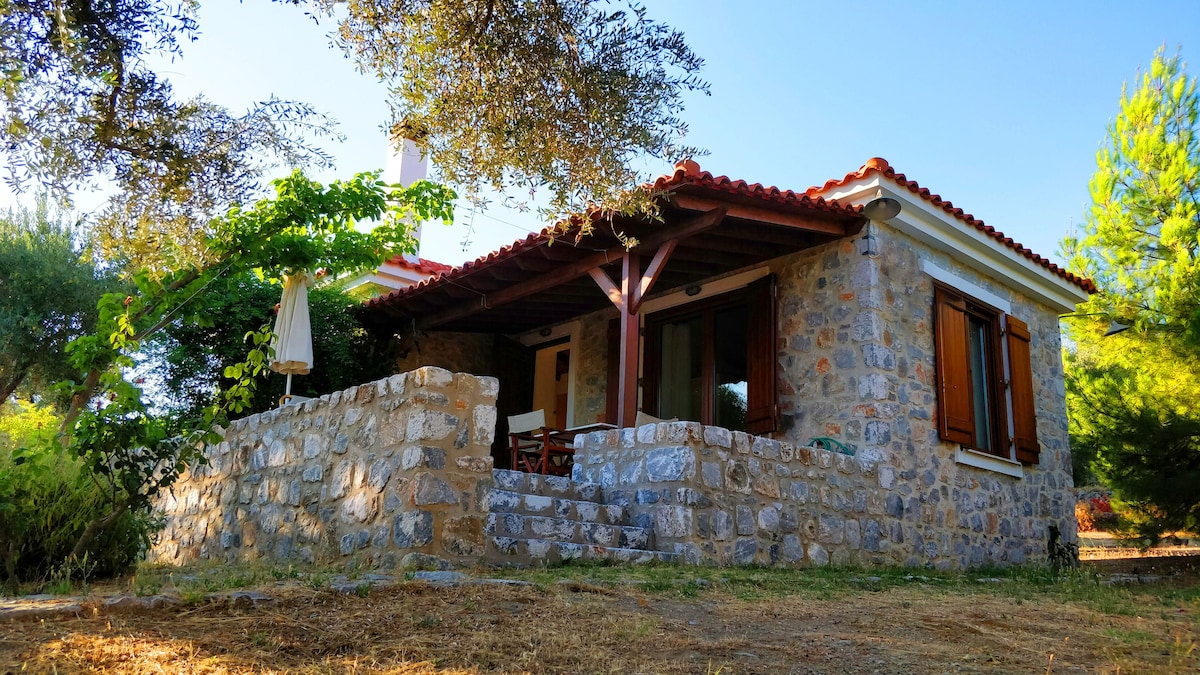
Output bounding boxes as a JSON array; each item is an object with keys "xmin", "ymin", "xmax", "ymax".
[{"xmin": 824, "ymin": 177, "xmax": 1090, "ymax": 314}]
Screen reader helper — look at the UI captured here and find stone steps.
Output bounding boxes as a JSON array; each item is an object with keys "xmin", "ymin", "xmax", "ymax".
[
  {"xmin": 491, "ymin": 469, "xmax": 602, "ymax": 502},
  {"xmin": 486, "ymin": 513, "xmax": 653, "ymax": 549},
  {"xmin": 484, "ymin": 469, "xmax": 669, "ymax": 566},
  {"xmin": 488, "ymin": 537, "xmax": 678, "ymax": 566},
  {"xmin": 484, "ymin": 489, "xmax": 629, "ymax": 525}
]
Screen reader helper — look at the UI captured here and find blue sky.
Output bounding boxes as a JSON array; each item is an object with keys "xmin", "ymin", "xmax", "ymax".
[{"xmin": 19, "ymin": 1, "xmax": 1200, "ymax": 269}]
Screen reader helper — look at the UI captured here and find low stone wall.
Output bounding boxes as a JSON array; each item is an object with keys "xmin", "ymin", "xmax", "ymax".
[
  {"xmin": 573, "ymin": 422, "xmax": 1060, "ymax": 569},
  {"xmin": 150, "ymin": 367, "xmax": 499, "ymax": 568}
]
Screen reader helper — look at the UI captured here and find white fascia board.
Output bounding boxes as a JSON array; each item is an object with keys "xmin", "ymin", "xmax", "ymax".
[
  {"xmin": 825, "ymin": 178, "xmax": 1090, "ymax": 314},
  {"xmin": 341, "ymin": 268, "xmax": 430, "ymax": 293}
]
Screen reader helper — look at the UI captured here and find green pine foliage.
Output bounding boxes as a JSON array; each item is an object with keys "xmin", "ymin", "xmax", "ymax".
[
  {"xmin": 1063, "ymin": 48, "xmax": 1200, "ymax": 542},
  {"xmin": 1064, "ymin": 47, "xmax": 1200, "ymax": 340},
  {"xmin": 1064, "ymin": 330, "xmax": 1200, "ymax": 541}
]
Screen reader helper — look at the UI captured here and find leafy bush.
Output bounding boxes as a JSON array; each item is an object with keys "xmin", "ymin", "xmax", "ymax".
[{"xmin": 0, "ymin": 401, "xmax": 154, "ymax": 590}]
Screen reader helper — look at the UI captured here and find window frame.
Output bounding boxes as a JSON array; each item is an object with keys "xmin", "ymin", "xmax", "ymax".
[
  {"xmin": 641, "ymin": 276, "xmax": 777, "ymax": 434},
  {"xmin": 935, "ymin": 282, "xmax": 1010, "ymax": 457},
  {"xmin": 931, "ymin": 270, "xmax": 1041, "ymax": 471}
]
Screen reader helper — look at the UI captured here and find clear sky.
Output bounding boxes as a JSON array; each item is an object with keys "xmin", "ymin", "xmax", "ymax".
[{"xmin": 15, "ymin": 1, "xmax": 1200, "ymax": 269}]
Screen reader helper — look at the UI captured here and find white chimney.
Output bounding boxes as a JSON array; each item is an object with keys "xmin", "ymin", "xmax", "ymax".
[{"xmin": 384, "ymin": 137, "xmax": 429, "ymax": 263}]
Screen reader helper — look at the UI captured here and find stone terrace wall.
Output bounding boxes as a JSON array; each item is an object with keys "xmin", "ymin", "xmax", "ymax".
[
  {"xmin": 574, "ymin": 421, "xmax": 1062, "ymax": 569},
  {"xmin": 151, "ymin": 368, "xmax": 498, "ymax": 568},
  {"xmin": 573, "ymin": 422, "xmax": 881, "ymax": 567}
]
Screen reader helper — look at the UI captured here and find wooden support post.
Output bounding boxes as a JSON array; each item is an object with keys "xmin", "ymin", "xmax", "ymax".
[{"xmin": 618, "ymin": 251, "xmax": 640, "ymax": 428}]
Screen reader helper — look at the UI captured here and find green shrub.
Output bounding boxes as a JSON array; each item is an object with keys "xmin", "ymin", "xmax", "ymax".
[{"xmin": 0, "ymin": 401, "xmax": 154, "ymax": 590}]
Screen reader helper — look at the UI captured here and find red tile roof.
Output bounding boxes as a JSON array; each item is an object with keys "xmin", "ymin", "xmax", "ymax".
[
  {"xmin": 807, "ymin": 157, "xmax": 1096, "ymax": 293},
  {"xmin": 366, "ymin": 157, "xmax": 1094, "ymax": 313},
  {"xmin": 366, "ymin": 160, "xmax": 864, "ymax": 311},
  {"xmin": 383, "ymin": 255, "xmax": 453, "ymax": 276},
  {"xmin": 652, "ymin": 159, "xmax": 865, "ymax": 218}
]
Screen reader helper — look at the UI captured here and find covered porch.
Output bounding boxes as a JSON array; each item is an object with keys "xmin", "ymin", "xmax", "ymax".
[{"xmin": 363, "ymin": 161, "xmax": 866, "ymax": 469}]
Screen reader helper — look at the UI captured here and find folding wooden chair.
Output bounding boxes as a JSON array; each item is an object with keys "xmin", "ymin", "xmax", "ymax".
[{"xmin": 507, "ymin": 409, "xmax": 574, "ymax": 475}]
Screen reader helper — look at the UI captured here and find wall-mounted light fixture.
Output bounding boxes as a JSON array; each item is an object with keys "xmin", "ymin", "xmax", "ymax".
[
  {"xmin": 860, "ymin": 191, "xmax": 901, "ymax": 259},
  {"xmin": 1103, "ymin": 321, "xmax": 1132, "ymax": 337},
  {"xmin": 685, "ymin": 284, "xmax": 702, "ymax": 297}
]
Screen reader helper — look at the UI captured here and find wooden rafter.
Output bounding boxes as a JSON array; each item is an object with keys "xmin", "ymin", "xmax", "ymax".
[{"xmin": 417, "ymin": 208, "xmax": 727, "ymax": 330}]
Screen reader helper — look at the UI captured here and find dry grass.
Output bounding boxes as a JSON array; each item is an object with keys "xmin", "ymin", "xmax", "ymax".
[{"xmin": 2, "ymin": 561, "xmax": 1198, "ymax": 674}]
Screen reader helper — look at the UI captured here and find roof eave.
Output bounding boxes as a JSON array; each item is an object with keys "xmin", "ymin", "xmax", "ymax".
[{"xmin": 827, "ymin": 176, "xmax": 1091, "ymax": 314}]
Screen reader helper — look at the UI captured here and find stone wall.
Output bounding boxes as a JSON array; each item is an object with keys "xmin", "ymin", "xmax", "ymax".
[
  {"xmin": 394, "ymin": 332, "xmax": 495, "ymax": 377},
  {"xmin": 573, "ymin": 423, "xmax": 876, "ymax": 566},
  {"xmin": 573, "ymin": 417, "xmax": 1068, "ymax": 569},
  {"xmin": 772, "ymin": 227, "xmax": 1077, "ymax": 565},
  {"xmin": 151, "ymin": 367, "xmax": 499, "ymax": 568},
  {"xmin": 573, "ymin": 309, "xmax": 616, "ymax": 425}
]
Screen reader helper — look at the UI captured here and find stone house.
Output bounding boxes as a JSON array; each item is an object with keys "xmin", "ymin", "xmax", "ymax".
[{"xmin": 153, "ymin": 158, "xmax": 1094, "ymax": 570}]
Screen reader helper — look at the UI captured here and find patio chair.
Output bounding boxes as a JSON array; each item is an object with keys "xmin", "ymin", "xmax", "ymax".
[{"xmin": 507, "ymin": 409, "xmax": 574, "ymax": 476}]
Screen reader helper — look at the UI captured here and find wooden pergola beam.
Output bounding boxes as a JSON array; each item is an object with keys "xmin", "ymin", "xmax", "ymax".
[
  {"xmin": 417, "ymin": 207, "xmax": 727, "ymax": 330},
  {"xmin": 630, "ymin": 240, "xmax": 676, "ymax": 315}
]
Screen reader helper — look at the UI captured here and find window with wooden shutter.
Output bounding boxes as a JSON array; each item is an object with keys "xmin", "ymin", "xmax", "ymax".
[
  {"xmin": 1005, "ymin": 315, "xmax": 1040, "ymax": 464},
  {"xmin": 932, "ymin": 276, "xmax": 1039, "ymax": 471},
  {"xmin": 934, "ymin": 285, "xmax": 977, "ymax": 446},
  {"xmin": 744, "ymin": 275, "xmax": 778, "ymax": 435}
]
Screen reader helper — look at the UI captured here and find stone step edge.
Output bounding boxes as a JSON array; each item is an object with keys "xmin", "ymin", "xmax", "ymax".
[
  {"xmin": 484, "ymin": 490, "xmax": 629, "ymax": 525},
  {"xmin": 490, "ymin": 469, "xmax": 604, "ymax": 502},
  {"xmin": 485, "ymin": 537, "xmax": 679, "ymax": 566},
  {"xmin": 486, "ymin": 513, "xmax": 653, "ymax": 549}
]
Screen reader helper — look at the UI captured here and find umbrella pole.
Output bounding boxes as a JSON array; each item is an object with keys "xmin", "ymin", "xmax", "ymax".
[{"xmin": 285, "ymin": 372, "xmax": 293, "ymax": 398}]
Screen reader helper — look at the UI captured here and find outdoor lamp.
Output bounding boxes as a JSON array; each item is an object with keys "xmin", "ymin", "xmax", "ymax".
[{"xmin": 860, "ymin": 192, "xmax": 901, "ymax": 259}]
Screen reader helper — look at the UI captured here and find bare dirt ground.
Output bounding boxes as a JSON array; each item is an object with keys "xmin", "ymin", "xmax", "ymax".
[{"xmin": 2, "ymin": 557, "xmax": 1198, "ymax": 675}]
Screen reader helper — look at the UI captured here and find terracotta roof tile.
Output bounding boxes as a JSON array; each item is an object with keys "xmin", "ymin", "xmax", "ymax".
[
  {"xmin": 366, "ymin": 161, "xmax": 863, "ymax": 311},
  {"xmin": 366, "ymin": 157, "xmax": 1094, "ymax": 313},
  {"xmin": 650, "ymin": 159, "xmax": 864, "ymax": 218},
  {"xmin": 382, "ymin": 255, "xmax": 453, "ymax": 276},
  {"xmin": 807, "ymin": 157, "xmax": 1096, "ymax": 293}
]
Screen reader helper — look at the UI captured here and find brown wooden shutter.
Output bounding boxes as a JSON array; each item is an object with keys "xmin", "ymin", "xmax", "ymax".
[
  {"xmin": 933, "ymin": 285, "xmax": 976, "ymax": 446},
  {"xmin": 744, "ymin": 274, "xmax": 778, "ymax": 435},
  {"xmin": 604, "ymin": 317, "xmax": 620, "ymax": 424},
  {"xmin": 1005, "ymin": 315, "xmax": 1040, "ymax": 463}
]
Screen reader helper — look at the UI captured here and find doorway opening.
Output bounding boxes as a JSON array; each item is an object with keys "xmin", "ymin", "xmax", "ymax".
[{"xmin": 532, "ymin": 340, "xmax": 571, "ymax": 430}]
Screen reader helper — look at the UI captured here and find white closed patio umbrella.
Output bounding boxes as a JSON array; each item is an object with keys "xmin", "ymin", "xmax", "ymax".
[{"xmin": 271, "ymin": 271, "xmax": 314, "ymax": 403}]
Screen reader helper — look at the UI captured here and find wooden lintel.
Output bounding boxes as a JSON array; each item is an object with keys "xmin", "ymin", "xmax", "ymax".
[
  {"xmin": 629, "ymin": 239, "xmax": 676, "ymax": 316},
  {"xmin": 672, "ymin": 194, "xmax": 852, "ymax": 236},
  {"xmin": 588, "ymin": 267, "xmax": 624, "ymax": 311}
]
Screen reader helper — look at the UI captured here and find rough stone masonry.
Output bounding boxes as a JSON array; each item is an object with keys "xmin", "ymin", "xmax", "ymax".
[{"xmin": 151, "ymin": 367, "xmax": 498, "ymax": 568}]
